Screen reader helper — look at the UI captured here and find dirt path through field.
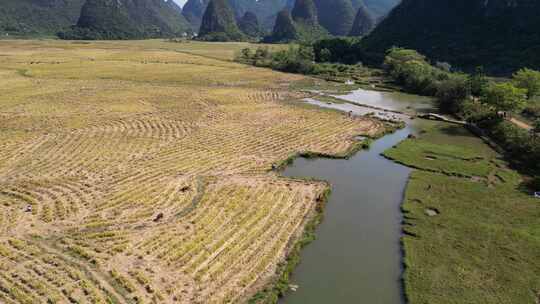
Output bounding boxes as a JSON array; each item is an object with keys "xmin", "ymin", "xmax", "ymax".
[{"xmin": 509, "ymin": 117, "xmax": 533, "ymax": 130}]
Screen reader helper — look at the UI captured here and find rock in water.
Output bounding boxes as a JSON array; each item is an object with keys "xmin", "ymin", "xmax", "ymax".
[
  {"xmin": 349, "ymin": 1, "xmax": 375, "ymax": 36},
  {"xmin": 198, "ymin": 0, "xmax": 244, "ymax": 41}
]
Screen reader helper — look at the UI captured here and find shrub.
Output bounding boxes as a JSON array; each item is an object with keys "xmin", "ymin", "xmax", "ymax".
[
  {"xmin": 383, "ymin": 47, "xmax": 427, "ymax": 72},
  {"xmin": 513, "ymin": 68, "xmax": 540, "ymax": 100},
  {"xmin": 467, "ymin": 67, "xmax": 489, "ymax": 97},
  {"xmin": 484, "ymin": 82, "xmax": 527, "ymax": 113},
  {"xmin": 313, "ymin": 37, "xmax": 361, "ymax": 64},
  {"xmin": 383, "ymin": 47, "xmax": 450, "ymax": 96},
  {"xmin": 436, "ymin": 74, "xmax": 470, "ymax": 113}
]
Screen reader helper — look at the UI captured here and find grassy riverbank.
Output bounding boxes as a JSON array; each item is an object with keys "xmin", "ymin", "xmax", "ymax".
[{"xmin": 384, "ymin": 120, "xmax": 540, "ymax": 303}]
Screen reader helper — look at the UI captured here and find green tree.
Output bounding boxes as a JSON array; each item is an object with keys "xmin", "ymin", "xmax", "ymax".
[
  {"xmin": 319, "ymin": 48, "xmax": 331, "ymax": 62},
  {"xmin": 241, "ymin": 47, "xmax": 252, "ymax": 59},
  {"xmin": 513, "ymin": 68, "xmax": 540, "ymax": 100},
  {"xmin": 297, "ymin": 44, "xmax": 315, "ymax": 61},
  {"xmin": 254, "ymin": 47, "xmax": 270, "ymax": 59},
  {"xmin": 383, "ymin": 47, "xmax": 427, "ymax": 72},
  {"xmin": 484, "ymin": 83, "xmax": 527, "ymax": 112},
  {"xmin": 468, "ymin": 67, "xmax": 488, "ymax": 97},
  {"xmin": 436, "ymin": 74, "xmax": 470, "ymax": 113}
]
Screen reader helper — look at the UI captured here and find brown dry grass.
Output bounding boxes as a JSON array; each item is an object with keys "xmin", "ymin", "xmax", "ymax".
[{"xmin": 0, "ymin": 40, "xmax": 382, "ymax": 304}]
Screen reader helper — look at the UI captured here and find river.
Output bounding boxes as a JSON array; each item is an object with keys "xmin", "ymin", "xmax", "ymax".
[{"xmin": 279, "ymin": 89, "xmax": 433, "ymax": 304}]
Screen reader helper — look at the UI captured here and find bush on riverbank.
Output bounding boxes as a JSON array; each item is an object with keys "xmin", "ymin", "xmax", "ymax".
[
  {"xmin": 238, "ymin": 42, "xmax": 540, "ymax": 177},
  {"xmin": 235, "ymin": 45, "xmax": 369, "ymax": 79},
  {"xmin": 382, "ymin": 47, "xmax": 540, "ymax": 176}
]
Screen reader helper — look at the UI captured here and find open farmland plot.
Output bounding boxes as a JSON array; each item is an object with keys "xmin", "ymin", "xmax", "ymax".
[{"xmin": 0, "ymin": 40, "xmax": 383, "ymax": 303}]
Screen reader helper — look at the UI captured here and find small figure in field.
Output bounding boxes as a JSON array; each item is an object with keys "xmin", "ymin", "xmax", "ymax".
[
  {"xmin": 154, "ymin": 213, "xmax": 164, "ymax": 222},
  {"xmin": 348, "ymin": 111, "xmax": 353, "ymax": 117},
  {"xmin": 25, "ymin": 205, "xmax": 33, "ymax": 213}
]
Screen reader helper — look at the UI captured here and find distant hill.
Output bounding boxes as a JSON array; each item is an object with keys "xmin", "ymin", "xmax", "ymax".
[
  {"xmin": 0, "ymin": 0, "xmax": 85, "ymax": 36},
  {"xmin": 254, "ymin": 0, "xmax": 294, "ymax": 31},
  {"xmin": 360, "ymin": 0, "xmax": 400, "ymax": 18},
  {"xmin": 198, "ymin": 0, "xmax": 244, "ymax": 41},
  {"xmin": 314, "ymin": 0, "xmax": 356, "ymax": 36},
  {"xmin": 349, "ymin": 1, "xmax": 375, "ymax": 36},
  {"xmin": 183, "ymin": 0, "xmax": 290, "ymax": 32},
  {"xmin": 264, "ymin": 9, "xmax": 297, "ymax": 43},
  {"xmin": 59, "ymin": 0, "xmax": 192, "ymax": 40},
  {"xmin": 292, "ymin": 0, "xmax": 318, "ymax": 25},
  {"xmin": 182, "ymin": 0, "xmax": 209, "ymax": 29},
  {"xmin": 292, "ymin": 0, "xmax": 328, "ymax": 41},
  {"xmin": 0, "ymin": 0, "xmax": 398, "ymax": 39},
  {"xmin": 238, "ymin": 11, "xmax": 263, "ymax": 37},
  {"xmin": 361, "ymin": 0, "xmax": 540, "ymax": 74}
]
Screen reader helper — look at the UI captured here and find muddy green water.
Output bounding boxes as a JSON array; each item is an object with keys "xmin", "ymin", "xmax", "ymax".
[{"xmin": 280, "ymin": 89, "xmax": 433, "ymax": 304}]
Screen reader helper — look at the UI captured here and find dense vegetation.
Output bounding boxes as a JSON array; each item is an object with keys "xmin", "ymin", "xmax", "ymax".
[
  {"xmin": 360, "ymin": 0, "xmax": 540, "ymax": 74},
  {"xmin": 312, "ymin": 37, "xmax": 362, "ymax": 64},
  {"xmin": 58, "ymin": 0, "xmax": 191, "ymax": 40},
  {"xmin": 383, "ymin": 47, "xmax": 540, "ymax": 177},
  {"xmin": 235, "ymin": 45, "xmax": 368, "ymax": 81},
  {"xmin": 0, "ymin": 0, "xmax": 84, "ymax": 37},
  {"xmin": 197, "ymin": 0, "xmax": 245, "ymax": 41}
]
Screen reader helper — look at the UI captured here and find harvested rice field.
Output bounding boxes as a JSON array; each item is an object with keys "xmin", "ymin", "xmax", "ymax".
[{"xmin": 0, "ymin": 40, "xmax": 383, "ymax": 304}]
